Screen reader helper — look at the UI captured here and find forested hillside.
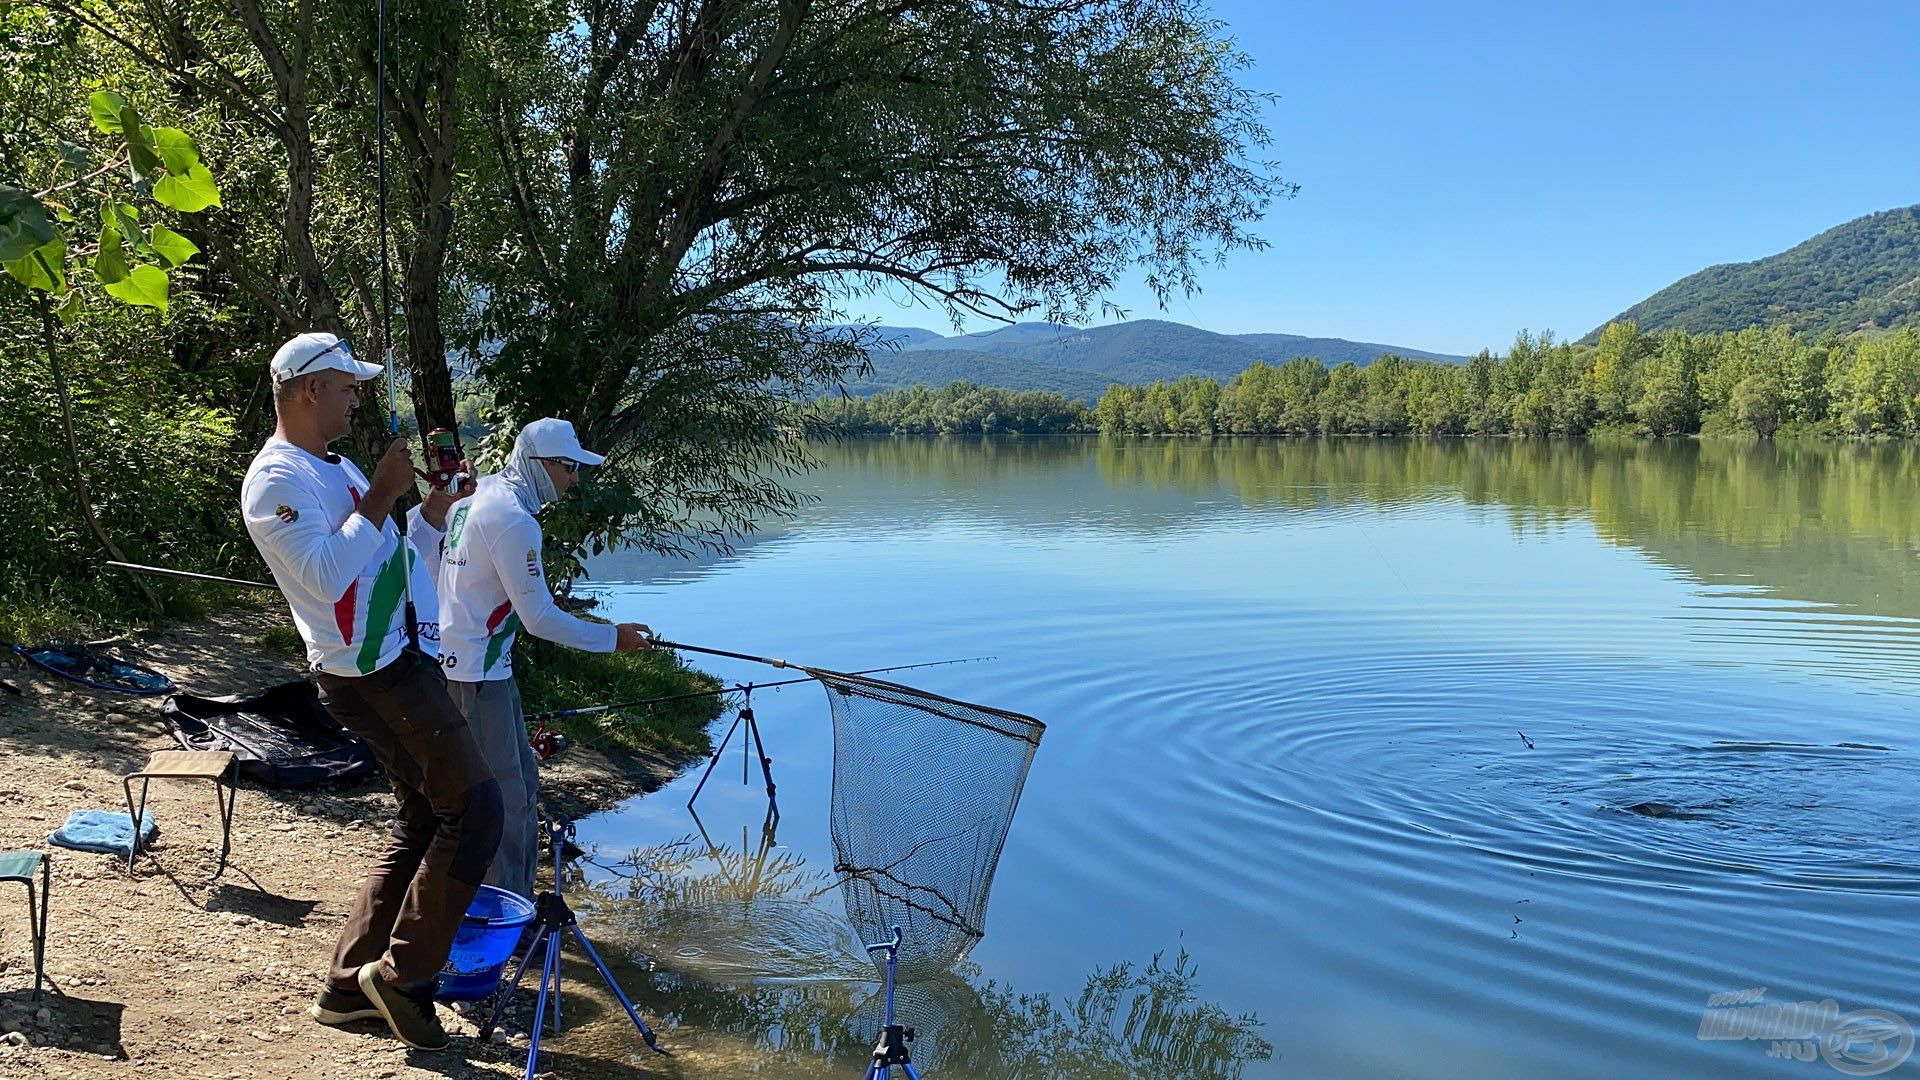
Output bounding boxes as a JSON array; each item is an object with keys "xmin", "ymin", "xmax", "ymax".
[{"xmin": 1592, "ymin": 205, "xmax": 1920, "ymax": 340}]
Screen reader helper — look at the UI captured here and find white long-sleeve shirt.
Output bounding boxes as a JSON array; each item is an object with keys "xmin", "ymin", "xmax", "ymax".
[
  {"xmin": 437, "ymin": 472, "xmax": 616, "ymax": 681},
  {"xmin": 241, "ymin": 438, "xmax": 444, "ymax": 676}
]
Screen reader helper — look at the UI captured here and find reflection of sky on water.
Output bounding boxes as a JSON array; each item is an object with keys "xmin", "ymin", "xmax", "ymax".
[{"xmin": 572, "ymin": 437, "xmax": 1920, "ymax": 1078}]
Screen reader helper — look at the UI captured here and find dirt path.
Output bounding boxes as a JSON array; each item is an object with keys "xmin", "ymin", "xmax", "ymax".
[{"xmin": 0, "ymin": 608, "xmax": 720, "ymax": 1079}]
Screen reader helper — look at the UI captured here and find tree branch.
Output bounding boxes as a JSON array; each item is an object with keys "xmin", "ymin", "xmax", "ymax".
[
  {"xmin": 40, "ymin": 0, "xmax": 285, "ymax": 135},
  {"xmin": 199, "ymin": 226, "xmax": 301, "ymax": 329}
]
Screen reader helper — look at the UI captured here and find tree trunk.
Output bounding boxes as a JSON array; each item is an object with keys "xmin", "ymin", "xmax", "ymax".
[
  {"xmin": 403, "ymin": 263, "xmax": 455, "ymax": 438},
  {"xmin": 36, "ymin": 295, "xmax": 162, "ymax": 613}
]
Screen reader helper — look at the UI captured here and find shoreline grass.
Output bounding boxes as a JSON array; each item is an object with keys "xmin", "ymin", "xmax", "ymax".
[{"xmin": 514, "ymin": 638, "xmax": 722, "ymax": 757}]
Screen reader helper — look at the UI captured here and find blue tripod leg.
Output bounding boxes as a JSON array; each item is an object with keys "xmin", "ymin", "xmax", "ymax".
[
  {"xmin": 523, "ymin": 924, "xmax": 563, "ymax": 1080},
  {"xmin": 480, "ymin": 924, "xmax": 550, "ymax": 1040},
  {"xmin": 566, "ymin": 923, "xmax": 668, "ymax": 1054},
  {"xmin": 551, "ymin": 932, "xmax": 563, "ymax": 1035}
]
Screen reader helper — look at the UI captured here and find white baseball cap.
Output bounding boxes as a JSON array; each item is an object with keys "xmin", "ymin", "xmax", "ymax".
[
  {"xmin": 517, "ymin": 417, "xmax": 606, "ymax": 465},
  {"xmin": 270, "ymin": 332, "xmax": 384, "ymax": 383}
]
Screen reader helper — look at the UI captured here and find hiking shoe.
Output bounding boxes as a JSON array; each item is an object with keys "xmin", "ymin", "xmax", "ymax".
[
  {"xmin": 308, "ymin": 982, "xmax": 382, "ymax": 1026},
  {"xmin": 356, "ymin": 962, "xmax": 450, "ymax": 1051}
]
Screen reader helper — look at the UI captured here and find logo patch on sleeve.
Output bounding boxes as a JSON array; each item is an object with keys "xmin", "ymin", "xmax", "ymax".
[
  {"xmin": 527, "ymin": 550, "xmax": 539, "ymax": 577},
  {"xmin": 276, "ymin": 504, "xmax": 299, "ymax": 523}
]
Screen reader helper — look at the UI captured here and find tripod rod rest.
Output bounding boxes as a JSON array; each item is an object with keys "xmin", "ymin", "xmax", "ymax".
[
  {"xmin": 871, "ymin": 1023, "xmax": 915, "ymax": 1065},
  {"xmin": 532, "ymin": 890, "xmax": 577, "ymax": 928}
]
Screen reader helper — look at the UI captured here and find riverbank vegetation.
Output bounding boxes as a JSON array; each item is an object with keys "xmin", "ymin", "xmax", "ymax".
[
  {"xmin": 819, "ymin": 322, "xmax": 1920, "ymax": 439},
  {"xmin": 1099, "ymin": 323, "xmax": 1920, "ymax": 438},
  {"xmin": 813, "ymin": 382, "xmax": 1094, "ymax": 434}
]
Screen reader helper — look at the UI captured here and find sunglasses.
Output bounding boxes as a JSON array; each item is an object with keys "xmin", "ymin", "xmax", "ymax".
[
  {"xmin": 536, "ymin": 457, "xmax": 583, "ymax": 474},
  {"xmin": 279, "ymin": 338, "xmax": 353, "ymax": 381}
]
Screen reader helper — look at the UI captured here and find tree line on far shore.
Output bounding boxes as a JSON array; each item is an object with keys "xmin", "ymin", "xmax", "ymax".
[{"xmin": 819, "ymin": 323, "xmax": 1920, "ymax": 438}]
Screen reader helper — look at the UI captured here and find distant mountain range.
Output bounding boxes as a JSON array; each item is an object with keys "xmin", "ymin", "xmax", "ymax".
[
  {"xmin": 838, "ymin": 319, "xmax": 1466, "ymax": 400},
  {"xmin": 1588, "ymin": 203, "xmax": 1920, "ymax": 341},
  {"xmin": 835, "ymin": 203, "xmax": 1920, "ymax": 399}
]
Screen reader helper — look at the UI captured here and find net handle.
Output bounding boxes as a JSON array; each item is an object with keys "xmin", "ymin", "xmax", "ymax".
[{"xmin": 652, "ymin": 639, "xmax": 1044, "ymax": 743}]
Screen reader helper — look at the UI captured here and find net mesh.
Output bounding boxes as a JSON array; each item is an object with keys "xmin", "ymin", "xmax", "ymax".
[
  {"xmin": 13, "ymin": 644, "xmax": 175, "ymax": 695},
  {"xmin": 813, "ymin": 668, "xmax": 1044, "ymax": 982}
]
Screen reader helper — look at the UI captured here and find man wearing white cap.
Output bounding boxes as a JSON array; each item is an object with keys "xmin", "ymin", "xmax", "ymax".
[
  {"xmin": 240, "ymin": 332, "xmax": 499, "ymax": 1052},
  {"xmin": 438, "ymin": 418, "xmax": 652, "ymax": 899}
]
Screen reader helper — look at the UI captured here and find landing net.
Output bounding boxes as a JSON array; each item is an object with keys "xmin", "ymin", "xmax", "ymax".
[
  {"xmin": 812, "ymin": 668, "xmax": 1044, "ymax": 982},
  {"xmin": 11, "ymin": 644, "xmax": 175, "ymax": 696}
]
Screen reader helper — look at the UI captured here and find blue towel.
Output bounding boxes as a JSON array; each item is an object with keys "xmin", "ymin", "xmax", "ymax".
[{"xmin": 49, "ymin": 809, "xmax": 157, "ymax": 858}]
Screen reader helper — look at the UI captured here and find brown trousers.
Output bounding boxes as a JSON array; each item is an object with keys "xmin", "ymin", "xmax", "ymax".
[{"xmin": 313, "ymin": 649, "xmax": 503, "ymax": 989}]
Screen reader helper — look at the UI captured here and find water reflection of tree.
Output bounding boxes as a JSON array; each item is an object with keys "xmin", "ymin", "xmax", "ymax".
[
  {"xmin": 595, "ymin": 436, "xmax": 1920, "ymax": 628},
  {"xmin": 1077, "ymin": 437, "xmax": 1920, "ymax": 619},
  {"xmin": 578, "ymin": 834, "xmax": 1272, "ymax": 1079}
]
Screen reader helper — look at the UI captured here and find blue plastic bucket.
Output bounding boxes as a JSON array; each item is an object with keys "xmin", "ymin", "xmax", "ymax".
[{"xmin": 437, "ymin": 885, "xmax": 537, "ymax": 1001}]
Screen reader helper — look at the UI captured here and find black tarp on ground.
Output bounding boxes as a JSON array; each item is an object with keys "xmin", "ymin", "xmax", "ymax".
[{"xmin": 160, "ymin": 681, "xmax": 377, "ymax": 788}]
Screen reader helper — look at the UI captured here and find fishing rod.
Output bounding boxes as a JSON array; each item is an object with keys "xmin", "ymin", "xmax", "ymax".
[
  {"xmin": 105, "ymin": 561, "xmax": 276, "ymax": 591},
  {"xmin": 525, "ymin": 655, "xmax": 996, "ymax": 722},
  {"xmin": 372, "ymin": 0, "xmax": 422, "ymax": 655},
  {"xmin": 649, "ymin": 639, "xmax": 806, "ymax": 669}
]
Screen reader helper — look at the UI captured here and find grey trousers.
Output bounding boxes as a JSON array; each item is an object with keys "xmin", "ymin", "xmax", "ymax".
[{"xmin": 445, "ymin": 678, "xmax": 540, "ymax": 900}]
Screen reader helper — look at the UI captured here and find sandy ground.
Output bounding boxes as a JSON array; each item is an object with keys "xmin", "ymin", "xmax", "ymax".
[{"xmin": 0, "ymin": 607, "xmax": 717, "ymax": 1079}]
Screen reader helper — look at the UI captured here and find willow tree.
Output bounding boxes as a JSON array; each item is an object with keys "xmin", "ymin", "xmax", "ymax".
[
  {"xmin": 46, "ymin": 0, "xmax": 468, "ymax": 453},
  {"xmin": 463, "ymin": 0, "xmax": 1287, "ymax": 556}
]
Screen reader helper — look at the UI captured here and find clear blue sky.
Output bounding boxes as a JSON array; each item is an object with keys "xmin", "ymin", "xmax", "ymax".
[{"xmin": 843, "ymin": 0, "xmax": 1920, "ymax": 356}]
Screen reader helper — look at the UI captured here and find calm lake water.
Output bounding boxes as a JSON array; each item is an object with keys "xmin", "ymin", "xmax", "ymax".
[{"xmin": 567, "ymin": 437, "xmax": 1920, "ymax": 1078}]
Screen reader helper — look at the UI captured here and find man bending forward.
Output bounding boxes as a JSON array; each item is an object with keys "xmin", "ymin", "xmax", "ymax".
[{"xmin": 240, "ymin": 332, "xmax": 500, "ymax": 1051}]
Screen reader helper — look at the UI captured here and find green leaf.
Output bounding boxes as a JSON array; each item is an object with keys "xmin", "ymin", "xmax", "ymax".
[
  {"xmin": 150, "ymin": 128, "xmax": 199, "ymax": 175},
  {"xmin": 94, "ymin": 224, "xmax": 129, "ymax": 284},
  {"xmin": 148, "ymin": 225, "xmax": 199, "ymax": 267},
  {"xmin": 0, "ymin": 186, "xmax": 56, "ymax": 263},
  {"xmin": 4, "ymin": 237, "xmax": 67, "ymax": 293},
  {"xmin": 89, "ymin": 91, "xmax": 130, "ymax": 133},
  {"xmin": 104, "ymin": 198, "xmax": 136, "ymax": 235},
  {"xmin": 122, "ymin": 107, "xmax": 160, "ymax": 181},
  {"xmin": 57, "ymin": 140, "xmax": 91, "ymax": 176},
  {"xmin": 102, "ymin": 263, "xmax": 167, "ymax": 312},
  {"xmin": 107, "ymin": 202, "xmax": 147, "ymax": 255},
  {"xmin": 152, "ymin": 163, "xmax": 220, "ymax": 213},
  {"xmin": 55, "ymin": 290, "xmax": 83, "ymax": 326}
]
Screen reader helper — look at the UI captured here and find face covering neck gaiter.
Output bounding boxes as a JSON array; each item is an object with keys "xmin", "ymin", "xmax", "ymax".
[{"xmin": 502, "ymin": 430, "xmax": 559, "ymax": 513}]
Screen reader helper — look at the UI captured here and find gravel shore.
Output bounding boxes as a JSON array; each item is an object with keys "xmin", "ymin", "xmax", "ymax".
[{"xmin": 0, "ymin": 607, "xmax": 694, "ymax": 1078}]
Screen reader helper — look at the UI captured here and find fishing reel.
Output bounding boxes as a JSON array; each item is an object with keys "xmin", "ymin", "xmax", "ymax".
[
  {"xmin": 417, "ymin": 427, "xmax": 470, "ymax": 492},
  {"xmin": 530, "ymin": 721, "xmax": 568, "ymax": 761}
]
